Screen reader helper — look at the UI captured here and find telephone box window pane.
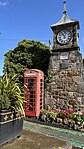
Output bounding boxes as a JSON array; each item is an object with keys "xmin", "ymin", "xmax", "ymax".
[
  {"xmin": 30, "ymin": 94, "xmax": 33, "ymax": 98},
  {"xmin": 25, "ymin": 78, "xmax": 36, "ymax": 112},
  {"xmin": 40, "ymin": 79, "xmax": 43, "ymax": 110}
]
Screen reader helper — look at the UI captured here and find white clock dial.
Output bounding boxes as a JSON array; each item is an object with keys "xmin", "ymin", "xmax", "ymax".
[{"xmin": 57, "ymin": 30, "xmax": 72, "ymax": 44}]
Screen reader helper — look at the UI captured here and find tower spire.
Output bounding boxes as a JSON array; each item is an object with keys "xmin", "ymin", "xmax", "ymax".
[
  {"xmin": 51, "ymin": 0, "xmax": 79, "ymax": 29},
  {"xmin": 63, "ymin": 0, "xmax": 67, "ymax": 14}
]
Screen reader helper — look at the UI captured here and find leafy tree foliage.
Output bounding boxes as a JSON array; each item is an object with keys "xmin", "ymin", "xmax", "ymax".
[{"xmin": 4, "ymin": 40, "xmax": 51, "ymax": 86}]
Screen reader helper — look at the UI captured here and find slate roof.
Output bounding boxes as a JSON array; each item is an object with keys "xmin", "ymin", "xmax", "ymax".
[
  {"xmin": 51, "ymin": 13, "xmax": 76, "ymax": 27},
  {"xmin": 51, "ymin": 1, "xmax": 79, "ymax": 28}
]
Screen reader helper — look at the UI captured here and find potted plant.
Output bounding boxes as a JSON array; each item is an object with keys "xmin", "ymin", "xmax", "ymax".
[
  {"xmin": 47, "ymin": 112, "xmax": 57, "ymax": 123},
  {"xmin": 0, "ymin": 73, "xmax": 24, "ymax": 145},
  {"xmin": 39, "ymin": 109, "xmax": 48, "ymax": 122}
]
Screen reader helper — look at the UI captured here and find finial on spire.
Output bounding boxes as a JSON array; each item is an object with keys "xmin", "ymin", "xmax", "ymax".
[{"xmin": 63, "ymin": 0, "xmax": 67, "ymax": 14}]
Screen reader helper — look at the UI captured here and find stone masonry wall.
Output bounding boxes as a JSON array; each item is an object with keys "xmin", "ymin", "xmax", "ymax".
[{"xmin": 45, "ymin": 50, "xmax": 84, "ymax": 111}]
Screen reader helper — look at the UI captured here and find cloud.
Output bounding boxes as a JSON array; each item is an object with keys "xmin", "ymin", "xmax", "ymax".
[{"xmin": 0, "ymin": 0, "xmax": 8, "ymax": 7}]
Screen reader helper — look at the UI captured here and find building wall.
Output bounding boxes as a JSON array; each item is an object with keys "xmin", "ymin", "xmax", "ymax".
[{"xmin": 45, "ymin": 50, "xmax": 84, "ymax": 111}]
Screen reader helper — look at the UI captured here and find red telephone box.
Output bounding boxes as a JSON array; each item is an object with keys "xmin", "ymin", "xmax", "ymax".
[{"xmin": 24, "ymin": 69, "xmax": 44, "ymax": 117}]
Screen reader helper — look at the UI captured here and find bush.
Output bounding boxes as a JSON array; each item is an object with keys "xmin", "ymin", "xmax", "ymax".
[{"xmin": 0, "ymin": 73, "xmax": 24, "ymax": 114}]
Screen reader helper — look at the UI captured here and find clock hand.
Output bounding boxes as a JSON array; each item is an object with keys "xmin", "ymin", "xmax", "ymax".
[
  {"xmin": 62, "ymin": 33, "xmax": 66, "ymax": 39},
  {"xmin": 62, "ymin": 31, "xmax": 66, "ymax": 39},
  {"xmin": 61, "ymin": 32, "xmax": 65, "ymax": 39}
]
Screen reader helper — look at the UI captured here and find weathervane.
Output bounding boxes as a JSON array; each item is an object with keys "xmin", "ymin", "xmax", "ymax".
[{"xmin": 63, "ymin": 0, "xmax": 67, "ymax": 14}]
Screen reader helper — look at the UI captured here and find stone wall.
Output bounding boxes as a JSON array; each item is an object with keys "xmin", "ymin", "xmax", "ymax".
[{"xmin": 45, "ymin": 50, "xmax": 84, "ymax": 111}]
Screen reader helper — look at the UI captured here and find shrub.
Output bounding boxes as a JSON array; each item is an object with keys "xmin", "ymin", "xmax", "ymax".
[{"xmin": 0, "ymin": 73, "xmax": 24, "ymax": 114}]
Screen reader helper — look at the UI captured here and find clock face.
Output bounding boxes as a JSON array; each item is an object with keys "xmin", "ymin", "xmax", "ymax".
[{"xmin": 57, "ymin": 30, "xmax": 72, "ymax": 44}]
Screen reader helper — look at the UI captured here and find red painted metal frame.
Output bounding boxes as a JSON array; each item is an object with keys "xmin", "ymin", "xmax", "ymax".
[{"xmin": 24, "ymin": 69, "xmax": 44, "ymax": 117}]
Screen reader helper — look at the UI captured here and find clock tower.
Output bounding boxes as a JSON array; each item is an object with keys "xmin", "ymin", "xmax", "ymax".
[
  {"xmin": 51, "ymin": 1, "xmax": 79, "ymax": 51},
  {"xmin": 45, "ymin": 1, "xmax": 84, "ymax": 111}
]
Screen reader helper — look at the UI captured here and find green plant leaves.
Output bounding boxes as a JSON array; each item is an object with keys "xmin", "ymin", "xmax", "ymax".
[
  {"xmin": 4, "ymin": 40, "xmax": 51, "ymax": 88},
  {"xmin": 0, "ymin": 73, "xmax": 24, "ymax": 115}
]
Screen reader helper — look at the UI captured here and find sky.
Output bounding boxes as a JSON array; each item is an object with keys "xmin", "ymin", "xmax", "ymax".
[{"xmin": 0, "ymin": 0, "xmax": 84, "ymax": 76}]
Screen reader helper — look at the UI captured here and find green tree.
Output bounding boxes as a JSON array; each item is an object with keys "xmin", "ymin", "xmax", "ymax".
[{"xmin": 4, "ymin": 40, "xmax": 51, "ymax": 86}]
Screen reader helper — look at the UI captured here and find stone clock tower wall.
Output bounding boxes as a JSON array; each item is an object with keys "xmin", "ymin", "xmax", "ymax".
[
  {"xmin": 45, "ymin": 50, "xmax": 84, "ymax": 110},
  {"xmin": 45, "ymin": 2, "xmax": 84, "ymax": 111}
]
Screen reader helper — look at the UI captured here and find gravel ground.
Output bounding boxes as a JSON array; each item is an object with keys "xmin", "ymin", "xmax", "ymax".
[{"xmin": 0, "ymin": 129, "xmax": 71, "ymax": 149}]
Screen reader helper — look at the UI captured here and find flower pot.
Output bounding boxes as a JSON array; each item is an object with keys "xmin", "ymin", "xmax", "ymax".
[
  {"xmin": 0, "ymin": 109, "xmax": 23, "ymax": 145},
  {"xmin": 40, "ymin": 114, "xmax": 46, "ymax": 122}
]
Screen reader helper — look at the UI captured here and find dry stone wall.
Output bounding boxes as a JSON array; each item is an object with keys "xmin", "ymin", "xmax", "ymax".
[{"xmin": 45, "ymin": 50, "xmax": 84, "ymax": 111}]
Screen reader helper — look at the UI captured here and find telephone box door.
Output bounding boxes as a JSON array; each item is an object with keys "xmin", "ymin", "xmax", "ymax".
[
  {"xmin": 24, "ymin": 78, "xmax": 36, "ymax": 116},
  {"xmin": 24, "ymin": 69, "xmax": 44, "ymax": 117}
]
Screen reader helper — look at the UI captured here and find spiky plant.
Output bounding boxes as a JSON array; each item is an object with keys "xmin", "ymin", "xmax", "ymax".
[{"xmin": 0, "ymin": 73, "xmax": 24, "ymax": 114}]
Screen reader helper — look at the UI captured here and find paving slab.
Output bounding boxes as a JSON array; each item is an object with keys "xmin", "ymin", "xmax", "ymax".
[
  {"xmin": 23, "ymin": 120, "xmax": 84, "ymax": 148},
  {"xmin": 0, "ymin": 129, "xmax": 70, "ymax": 149}
]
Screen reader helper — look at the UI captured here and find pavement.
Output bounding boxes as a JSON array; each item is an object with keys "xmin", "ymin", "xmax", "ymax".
[
  {"xmin": 1, "ymin": 120, "xmax": 84, "ymax": 149},
  {"xmin": 0, "ymin": 127, "xmax": 70, "ymax": 149},
  {"xmin": 23, "ymin": 120, "xmax": 84, "ymax": 148}
]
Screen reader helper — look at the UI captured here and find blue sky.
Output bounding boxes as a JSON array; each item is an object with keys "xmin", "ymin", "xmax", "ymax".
[{"xmin": 0, "ymin": 0, "xmax": 84, "ymax": 76}]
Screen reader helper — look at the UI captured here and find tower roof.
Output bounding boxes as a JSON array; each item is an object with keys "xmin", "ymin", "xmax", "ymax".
[{"xmin": 51, "ymin": 1, "xmax": 79, "ymax": 29}]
